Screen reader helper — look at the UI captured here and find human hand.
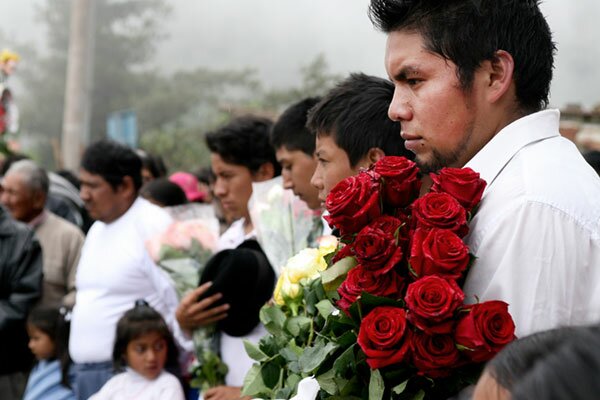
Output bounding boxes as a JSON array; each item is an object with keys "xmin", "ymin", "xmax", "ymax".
[
  {"xmin": 203, "ymin": 385, "xmax": 250, "ymax": 400},
  {"xmin": 175, "ymin": 282, "xmax": 229, "ymax": 331}
]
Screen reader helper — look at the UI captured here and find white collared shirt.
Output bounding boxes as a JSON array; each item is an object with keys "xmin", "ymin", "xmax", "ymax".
[{"xmin": 463, "ymin": 109, "xmax": 600, "ymax": 337}]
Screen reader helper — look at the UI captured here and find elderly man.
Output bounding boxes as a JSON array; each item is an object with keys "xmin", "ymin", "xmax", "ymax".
[
  {"xmin": 69, "ymin": 140, "xmax": 183, "ymax": 399},
  {"xmin": 1, "ymin": 159, "xmax": 84, "ymax": 307}
]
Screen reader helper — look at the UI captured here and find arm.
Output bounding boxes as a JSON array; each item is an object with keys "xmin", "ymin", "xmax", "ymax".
[{"xmin": 62, "ymin": 228, "xmax": 85, "ymax": 308}]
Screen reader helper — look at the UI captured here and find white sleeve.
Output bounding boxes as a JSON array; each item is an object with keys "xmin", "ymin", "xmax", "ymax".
[{"xmin": 463, "ymin": 200, "xmax": 600, "ymax": 337}]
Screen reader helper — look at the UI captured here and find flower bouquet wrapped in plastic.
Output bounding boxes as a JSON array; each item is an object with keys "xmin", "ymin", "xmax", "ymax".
[
  {"xmin": 146, "ymin": 203, "xmax": 226, "ymax": 392},
  {"xmin": 249, "ymin": 177, "xmax": 323, "ymax": 275}
]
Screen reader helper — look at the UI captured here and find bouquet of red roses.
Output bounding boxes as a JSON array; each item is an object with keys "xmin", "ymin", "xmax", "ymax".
[
  {"xmin": 241, "ymin": 156, "xmax": 516, "ymax": 400},
  {"xmin": 315, "ymin": 156, "xmax": 516, "ymax": 399}
]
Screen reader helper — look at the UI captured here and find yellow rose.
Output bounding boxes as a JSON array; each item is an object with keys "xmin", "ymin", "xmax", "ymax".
[
  {"xmin": 317, "ymin": 235, "xmax": 338, "ymax": 259},
  {"xmin": 273, "ymin": 269, "xmax": 301, "ymax": 306},
  {"xmin": 285, "ymin": 248, "xmax": 327, "ymax": 283}
]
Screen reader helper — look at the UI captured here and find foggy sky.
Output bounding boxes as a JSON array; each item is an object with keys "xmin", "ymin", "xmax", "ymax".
[{"xmin": 1, "ymin": 0, "xmax": 599, "ymax": 109}]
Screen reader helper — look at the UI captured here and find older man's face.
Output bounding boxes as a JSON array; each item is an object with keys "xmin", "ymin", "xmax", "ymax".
[{"xmin": 0, "ymin": 173, "xmax": 44, "ymax": 222}]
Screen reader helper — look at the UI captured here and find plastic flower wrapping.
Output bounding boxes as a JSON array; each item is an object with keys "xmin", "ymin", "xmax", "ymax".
[
  {"xmin": 146, "ymin": 203, "xmax": 226, "ymax": 392},
  {"xmin": 242, "ymin": 156, "xmax": 516, "ymax": 400},
  {"xmin": 249, "ymin": 176, "xmax": 324, "ymax": 276}
]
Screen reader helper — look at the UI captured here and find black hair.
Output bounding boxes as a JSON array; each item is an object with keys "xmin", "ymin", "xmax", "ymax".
[
  {"xmin": 81, "ymin": 140, "xmax": 143, "ymax": 192},
  {"xmin": 368, "ymin": 0, "xmax": 556, "ymax": 114},
  {"xmin": 484, "ymin": 325, "xmax": 600, "ymax": 399},
  {"xmin": 205, "ymin": 116, "xmax": 281, "ymax": 176},
  {"xmin": 137, "ymin": 150, "xmax": 168, "ymax": 179},
  {"xmin": 271, "ymin": 97, "xmax": 321, "ymax": 156},
  {"xmin": 193, "ymin": 166, "xmax": 215, "ymax": 186},
  {"xmin": 510, "ymin": 326, "xmax": 600, "ymax": 400},
  {"xmin": 306, "ymin": 73, "xmax": 412, "ymax": 166},
  {"xmin": 140, "ymin": 178, "xmax": 188, "ymax": 207},
  {"xmin": 27, "ymin": 306, "xmax": 73, "ymax": 388},
  {"xmin": 112, "ymin": 300, "xmax": 179, "ymax": 373},
  {"xmin": 583, "ymin": 151, "xmax": 600, "ymax": 176}
]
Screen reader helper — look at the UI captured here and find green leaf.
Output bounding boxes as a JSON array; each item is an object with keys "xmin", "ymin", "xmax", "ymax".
[
  {"xmin": 241, "ymin": 364, "xmax": 266, "ymax": 397},
  {"xmin": 321, "ymin": 256, "xmax": 357, "ymax": 292},
  {"xmin": 315, "ymin": 299, "xmax": 336, "ymax": 318},
  {"xmin": 316, "ymin": 368, "xmax": 338, "ymax": 395},
  {"xmin": 392, "ymin": 380, "xmax": 408, "ymax": 395},
  {"xmin": 243, "ymin": 340, "xmax": 269, "ymax": 362},
  {"xmin": 412, "ymin": 389, "xmax": 425, "ymax": 400},
  {"xmin": 260, "ymin": 304, "xmax": 287, "ymax": 335},
  {"xmin": 274, "ymin": 387, "xmax": 293, "ymax": 399},
  {"xmin": 369, "ymin": 369, "xmax": 385, "ymax": 400},
  {"xmin": 333, "ymin": 344, "xmax": 356, "ymax": 376},
  {"xmin": 285, "ymin": 373, "xmax": 302, "ymax": 392},
  {"xmin": 261, "ymin": 362, "xmax": 281, "ymax": 389},
  {"xmin": 298, "ymin": 341, "xmax": 339, "ymax": 373},
  {"xmin": 285, "ymin": 315, "xmax": 312, "ymax": 337}
]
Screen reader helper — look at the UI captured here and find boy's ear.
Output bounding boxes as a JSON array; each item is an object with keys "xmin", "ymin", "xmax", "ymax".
[
  {"xmin": 367, "ymin": 147, "xmax": 386, "ymax": 164},
  {"xmin": 253, "ymin": 162, "xmax": 275, "ymax": 182}
]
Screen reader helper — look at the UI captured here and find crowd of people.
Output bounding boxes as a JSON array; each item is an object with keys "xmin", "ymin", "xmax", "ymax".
[{"xmin": 1, "ymin": 0, "xmax": 600, "ymax": 399}]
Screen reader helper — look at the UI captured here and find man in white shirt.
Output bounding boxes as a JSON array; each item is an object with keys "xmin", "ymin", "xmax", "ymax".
[
  {"xmin": 370, "ymin": 0, "xmax": 600, "ymax": 337},
  {"xmin": 69, "ymin": 140, "xmax": 180, "ymax": 399}
]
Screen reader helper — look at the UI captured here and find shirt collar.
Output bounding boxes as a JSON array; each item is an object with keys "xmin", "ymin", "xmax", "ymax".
[{"xmin": 465, "ymin": 109, "xmax": 560, "ymax": 193}]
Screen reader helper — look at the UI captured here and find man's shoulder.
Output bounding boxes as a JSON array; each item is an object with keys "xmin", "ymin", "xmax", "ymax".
[{"xmin": 41, "ymin": 212, "xmax": 84, "ymax": 238}]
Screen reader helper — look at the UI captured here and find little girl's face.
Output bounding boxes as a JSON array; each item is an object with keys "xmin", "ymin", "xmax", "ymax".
[
  {"xmin": 125, "ymin": 331, "xmax": 168, "ymax": 380},
  {"xmin": 27, "ymin": 325, "xmax": 56, "ymax": 360}
]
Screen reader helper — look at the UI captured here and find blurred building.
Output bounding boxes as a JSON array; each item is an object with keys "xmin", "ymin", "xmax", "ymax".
[{"xmin": 559, "ymin": 103, "xmax": 600, "ymax": 152}]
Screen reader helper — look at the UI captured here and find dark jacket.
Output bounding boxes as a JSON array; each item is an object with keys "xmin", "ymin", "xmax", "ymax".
[{"xmin": 0, "ymin": 207, "xmax": 43, "ymax": 374}]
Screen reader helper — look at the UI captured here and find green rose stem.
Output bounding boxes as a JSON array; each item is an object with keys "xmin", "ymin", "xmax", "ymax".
[
  {"xmin": 307, "ymin": 318, "xmax": 315, "ymax": 347},
  {"xmin": 290, "ymin": 302, "xmax": 299, "ymax": 316}
]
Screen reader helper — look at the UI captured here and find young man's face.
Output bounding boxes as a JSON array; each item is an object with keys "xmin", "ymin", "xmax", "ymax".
[
  {"xmin": 385, "ymin": 30, "xmax": 488, "ymax": 173},
  {"xmin": 210, "ymin": 153, "xmax": 255, "ymax": 222},
  {"xmin": 275, "ymin": 146, "xmax": 321, "ymax": 210},
  {"xmin": 310, "ymin": 135, "xmax": 370, "ymax": 204}
]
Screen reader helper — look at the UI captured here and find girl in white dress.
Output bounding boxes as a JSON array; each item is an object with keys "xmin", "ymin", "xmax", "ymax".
[{"xmin": 90, "ymin": 300, "xmax": 185, "ymax": 400}]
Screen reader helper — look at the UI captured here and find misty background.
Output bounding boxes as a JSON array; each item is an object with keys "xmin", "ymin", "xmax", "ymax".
[{"xmin": 1, "ymin": 0, "xmax": 599, "ymax": 169}]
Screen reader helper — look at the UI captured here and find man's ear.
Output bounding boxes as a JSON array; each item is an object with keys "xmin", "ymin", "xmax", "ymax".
[
  {"xmin": 32, "ymin": 191, "xmax": 46, "ymax": 210},
  {"xmin": 253, "ymin": 163, "xmax": 275, "ymax": 182},
  {"xmin": 367, "ymin": 147, "xmax": 386, "ymax": 164},
  {"xmin": 118, "ymin": 176, "xmax": 136, "ymax": 198},
  {"xmin": 483, "ymin": 50, "xmax": 515, "ymax": 104}
]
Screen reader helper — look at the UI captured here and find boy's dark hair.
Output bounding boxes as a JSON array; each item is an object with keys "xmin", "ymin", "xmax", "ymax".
[
  {"xmin": 81, "ymin": 140, "xmax": 143, "ymax": 192},
  {"xmin": 368, "ymin": 0, "xmax": 555, "ymax": 114},
  {"xmin": 137, "ymin": 150, "xmax": 168, "ymax": 179},
  {"xmin": 112, "ymin": 301, "xmax": 179, "ymax": 373},
  {"xmin": 205, "ymin": 116, "xmax": 281, "ymax": 176},
  {"xmin": 271, "ymin": 97, "xmax": 321, "ymax": 156},
  {"xmin": 28, "ymin": 306, "xmax": 73, "ymax": 388},
  {"xmin": 583, "ymin": 151, "xmax": 600, "ymax": 176},
  {"xmin": 140, "ymin": 178, "xmax": 188, "ymax": 207},
  {"xmin": 206, "ymin": 116, "xmax": 281, "ymax": 176},
  {"xmin": 306, "ymin": 73, "xmax": 412, "ymax": 167}
]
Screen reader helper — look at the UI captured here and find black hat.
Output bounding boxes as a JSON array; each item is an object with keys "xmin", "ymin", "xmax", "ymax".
[{"xmin": 199, "ymin": 240, "xmax": 275, "ymax": 337}]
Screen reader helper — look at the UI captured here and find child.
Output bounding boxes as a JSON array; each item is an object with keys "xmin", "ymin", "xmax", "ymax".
[
  {"xmin": 89, "ymin": 300, "xmax": 185, "ymax": 400},
  {"xmin": 23, "ymin": 306, "xmax": 76, "ymax": 400}
]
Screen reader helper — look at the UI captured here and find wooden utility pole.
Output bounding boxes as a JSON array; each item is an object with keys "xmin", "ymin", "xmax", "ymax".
[{"xmin": 61, "ymin": 0, "xmax": 95, "ymax": 170}]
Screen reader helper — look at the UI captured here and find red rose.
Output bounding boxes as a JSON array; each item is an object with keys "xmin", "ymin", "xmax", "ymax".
[
  {"xmin": 371, "ymin": 214, "xmax": 410, "ymax": 252},
  {"xmin": 411, "ymin": 332, "xmax": 461, "ymax": 378},
  {"xmin": 409, "ymin": 228, "xmax": 470, "ymax": 280},
  {"xmin": 411, "ymin": 192, "xmax": 468, "ymax": 237},
  {"xmin": 373, "ymin": 156, "xmax": 421, "ymax": 208},
  {"xmin": 357, "ymin": 306, "xmax": 412, "ymax": 369},
  {"xmin": 352, "ymin": 224, "xmax": 403, "ymax": 275},
  {"xmin": 455, "ymin": 301, "xmax": 516, "ymax": 363},
  {"xmin": 331, "ymin": 243, "xmax": 354, "ymax": 264},
  {"xmin": 337, "ymin": 265, "xmax": 405, "ymax": 314},
  {"xmin": 325, "ymin": 172, "xmax": 381, "ymax": 236},
  {"xmin": 430, "ymin": 167, "xmax": 486, "ymax": 213},
  {"xmin": 405, "ymin": 275, "xmax": 465, "ymax": 334}
]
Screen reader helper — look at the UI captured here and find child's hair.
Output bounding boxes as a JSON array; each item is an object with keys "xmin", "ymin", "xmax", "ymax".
[
  {"xmin": 112, "ymin": 300, "xmax": 179, "ymax": 373},
  {"xmin": 27, "ymin": 306, "xmax": 72, "ymax": 388}
]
